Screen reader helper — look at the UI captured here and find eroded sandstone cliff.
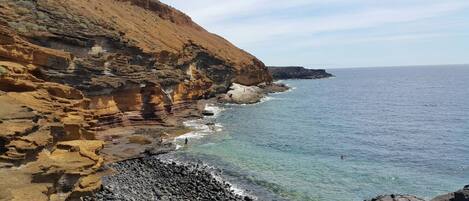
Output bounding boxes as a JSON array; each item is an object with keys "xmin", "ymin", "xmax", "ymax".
[{"xmin": 0, "ymin": 0, "xmax": 272, "ymax": 200}]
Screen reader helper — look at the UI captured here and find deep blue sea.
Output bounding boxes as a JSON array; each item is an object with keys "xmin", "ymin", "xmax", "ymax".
[{"xmin": 174, "ymin": 65, "xmax": 469, "ymax": 201}]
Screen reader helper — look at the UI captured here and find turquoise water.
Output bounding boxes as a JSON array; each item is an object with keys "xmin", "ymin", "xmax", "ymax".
[{"xmin": 176, "ymin": 66, "xmax": 469, "ymax": 201}]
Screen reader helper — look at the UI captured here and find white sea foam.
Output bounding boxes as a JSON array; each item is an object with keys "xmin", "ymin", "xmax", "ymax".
[
  {"xmin": 175, "ymin": 131, "xmax": 205, "ymax": 140},
  {"xmin": 175, "ymin": 104, "xmax": 225, "ymax": 144},
  {"xmin": 260, "ymin": 96, "xmax": 274, "ymax": 102},
  {"xmin": 225, "ymin": 95, "xmax": 277, "ymax": 107},
  {"xmin": 286, "ymin": 86, "xmax": 297, "ymax": 93},
  {"xmin": 211, "ymin": 173, "xmax": 256, "ymax": 199},
  {"xmin": 204, "ymin": 104, "xmax": 224, "ymax": 117}
]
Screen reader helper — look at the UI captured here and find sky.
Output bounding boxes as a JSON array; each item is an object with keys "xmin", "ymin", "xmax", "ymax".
[{"xmin": 160, "ymin": 0, "xmax": 469, "ymax": 68}]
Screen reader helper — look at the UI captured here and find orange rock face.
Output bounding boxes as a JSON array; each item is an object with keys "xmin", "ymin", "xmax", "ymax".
[
  {"xmin": 0, "ymin": 0, "xmax": 273, "ymax": 200},
  {"xmin": 0, "ymin": 60, "xmax": 104, "ymax": 200},
  {"xmin": 1, "ymin": 0, "xmax": 272, "ymax": 125}
]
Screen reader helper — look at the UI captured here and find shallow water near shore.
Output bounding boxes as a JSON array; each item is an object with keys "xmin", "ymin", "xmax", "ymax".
[{"xmin": 175, "ymin": 65, "xmax": 469, "ymax": 201}]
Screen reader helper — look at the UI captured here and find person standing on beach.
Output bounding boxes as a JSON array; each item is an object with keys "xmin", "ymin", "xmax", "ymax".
[{"xmin": 185, "ymin": 138, "xmax": 188, "ymax": 145}]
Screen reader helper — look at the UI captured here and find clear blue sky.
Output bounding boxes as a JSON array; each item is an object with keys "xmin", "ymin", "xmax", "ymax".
[{"xmin": 161, "ymin": 0, "xmax": 469, "ymax": 68}]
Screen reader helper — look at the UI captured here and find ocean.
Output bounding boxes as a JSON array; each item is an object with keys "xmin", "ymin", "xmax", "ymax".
[{"xmin": 173, "ymin": 65, "xmax": 469, "ymax": 201}]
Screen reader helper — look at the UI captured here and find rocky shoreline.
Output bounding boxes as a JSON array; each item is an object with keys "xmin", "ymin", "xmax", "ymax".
[
  {"xmin": 0, "ymin": 0, "xmax": 466, "ymax": 200},
  {"xmin": 0, "ymin": 0, "xmax": 277, "ymax": 199},
  {"xmin": 267, "ymin": 66, "xmax": 334, "ymax": 80},
  {"xmin": 83, "ymin": 91, "xmax": 467, "ymax": 201},
  {"xmin": 84, "ymin": 155, "xmax": 253, "ymax": 201},
  {"xmin": 83, "ymin": 85, "xmax": 290, "ymax": 201}
]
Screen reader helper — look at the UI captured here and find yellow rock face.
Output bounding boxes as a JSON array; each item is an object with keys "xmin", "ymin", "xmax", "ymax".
[
  {"xmin": 0, "ymin": 28, "xmax": 105, "ymax": 200},
  {"xmin": 0, "ymin": 0, "xmax": 273, "ymax": 199}
]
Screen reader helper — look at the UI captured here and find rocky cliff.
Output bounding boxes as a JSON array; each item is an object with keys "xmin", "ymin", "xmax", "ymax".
[
  {"xmin": 0, "ymin": 0, "xmax": 272, "ymax": 200},
  {"xmin": 268, "ymin": 66, "xmax": 333, "ymax": 80}
]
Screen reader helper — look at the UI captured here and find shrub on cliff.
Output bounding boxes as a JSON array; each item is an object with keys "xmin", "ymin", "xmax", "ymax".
[{"xmin": 0, "ymin": 66, "xmax": 7, "ymax": 76}]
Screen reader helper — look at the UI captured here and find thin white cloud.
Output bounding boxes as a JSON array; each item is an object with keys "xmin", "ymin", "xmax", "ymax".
[
  {"xmin": 294, "ymin": 32, "xmax": 469, "ymax": 49},
  {"xmin": 161, "ymin": 0, "xmax": 469, "ymax": 67},
  {"xmin": 163, "ymin": 0, "xmax": 348, "ymax": 25},
  {"xmin": 205, "ymin": 1, "xmax": 469, "ymax": 45}
]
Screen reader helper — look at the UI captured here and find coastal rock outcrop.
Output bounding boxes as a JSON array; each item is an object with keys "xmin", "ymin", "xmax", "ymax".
[
  {"xmin": 367, "ymin": 185, "xmax": 469, "ymax": 201},
  {"xmin": 268, "ymin": 66, "xmax": 333, "ymax": 80},
  {"xmin": 220, "ymin": 83, "xmax": 265, "ymax": 104},
  {"xmin": 0, "ymin": 0, "xmax": 273, "ymax": 200},
  {"xmin": 366, "ymin": 195, "xmax": 426, "ymax": 201},
  {"xmin": 431, "ymin": 185, "xmax": 469, "ymax": 201},
  {"xmin": 0, "ymin": 0, "xmax": 272, "ymax": 128},
  {"xmin": 218, "ymin": 82, "xmax": 289, "ymax": 104}
]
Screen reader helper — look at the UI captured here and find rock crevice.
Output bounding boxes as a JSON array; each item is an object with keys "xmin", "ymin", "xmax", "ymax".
[{"xmin": 0, "ymin": 0, "xmax": 273, "ymax": 200}]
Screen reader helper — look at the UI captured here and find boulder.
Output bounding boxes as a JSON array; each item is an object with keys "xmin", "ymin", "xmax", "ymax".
[
  {"xmin": 202, "ymin": 110, "xmax": 215, "ymax": 116},
  {"xmin": 220, "ymin": 83, "xmax": 265, "ymax": 104},
  {"xmin": 431, "ymin": 185, "xmax": 469, "ymax": 201},
  {"xmin": 366, "ymin": 194, "xmax": 426, "ymax": 201}
]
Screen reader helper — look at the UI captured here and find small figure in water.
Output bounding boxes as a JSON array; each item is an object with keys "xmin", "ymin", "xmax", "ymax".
[
  {"xmin": 185, "ymin": 138, "xmax": 188, "ymax": 145},
  {"xmin": 341, "ymin": 155, "xmax": 345, "ymax": 160}
]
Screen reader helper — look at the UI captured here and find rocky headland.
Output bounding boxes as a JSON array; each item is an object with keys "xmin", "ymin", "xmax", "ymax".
[
  {"xmin": 0, "ymin": 0, "xmax": 276, "ymax": 200},
  {"xmin": 268, "ymin": 66, "xmax": 333, "ymax": 80},
  {"xmin": 0, "ymin": 1, "xmax": 464, "ymax": 201}
]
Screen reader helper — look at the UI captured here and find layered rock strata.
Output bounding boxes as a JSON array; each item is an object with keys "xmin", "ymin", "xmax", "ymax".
[
  {"xmin": 0, "ymin": 28, "xmax": 105, "ymax": 200},
  {"xmin": 1, "ymin": 0, "xmax": 272, "ymax": 128},
  {"xmin": 0, "ymin": 0, "xmax": 273, "ymax": 200}
]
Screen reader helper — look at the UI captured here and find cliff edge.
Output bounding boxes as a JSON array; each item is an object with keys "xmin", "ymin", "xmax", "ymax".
[{"xmin": 0, "ymin": 0, "xmax": 272, "ymax": 200}]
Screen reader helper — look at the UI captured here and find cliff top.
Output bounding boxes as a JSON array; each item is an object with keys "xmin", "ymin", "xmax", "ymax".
[{"xmin": 1, "ymin": 0, "xmax": 263, "ymax": 69}]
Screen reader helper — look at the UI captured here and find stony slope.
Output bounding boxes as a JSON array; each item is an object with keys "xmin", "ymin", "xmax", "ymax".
[{"xmin": 0, "ymin": 0, "xmax": 272, "ymax": 200}]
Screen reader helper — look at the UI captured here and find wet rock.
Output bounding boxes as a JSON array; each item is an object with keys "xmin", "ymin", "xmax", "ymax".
[
  {"xmin": 220, "ymin": 83, "xmax": 265, "ymax": 104},
  {"xmin": 366, "ymin": 194, "xmax": 426, "ymax": 201},
  {"xmin": 259, "ymin": 82, "xmax": 290, "ymax": 93},
  {"xmin": 431, "ymin": 185, "xmax": 469, "ymax": 201},
  {"xmin": 142, "ymin": 143, "xmax": 176, "ymax": 156},
  {"xmin": 202, "ymin": 110, "xmax": 215, "ymax": 116},
  {"xmin": 85, "ymin": 156, "xmax": 249, "ymax": 201}
]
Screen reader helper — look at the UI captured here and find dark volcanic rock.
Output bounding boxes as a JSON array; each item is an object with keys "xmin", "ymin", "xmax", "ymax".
[
  {"xmin": 366, "ymin": 194, "xmax": 426, "ymax": 201},
  {"xmin": 431, "ymin": 185, "xmax": 469, "ymax": 201},
  {"xmin": 85, "ymin": 156, "xmax": 249, "ymax": 201},
  {"xmin": 258, "ymin": 82, "xmax": 290, "ymax": 93},
  {"xmin": 202, "ymin": 110, "xmax": 215, "ymax": 116},
  {"xmin": 367, "ymin": 185, "xmax": 469, "ymax": 201},
  {"xmin": 268, "ymin": 66, "xmax": 333, "ymax": 80}
]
